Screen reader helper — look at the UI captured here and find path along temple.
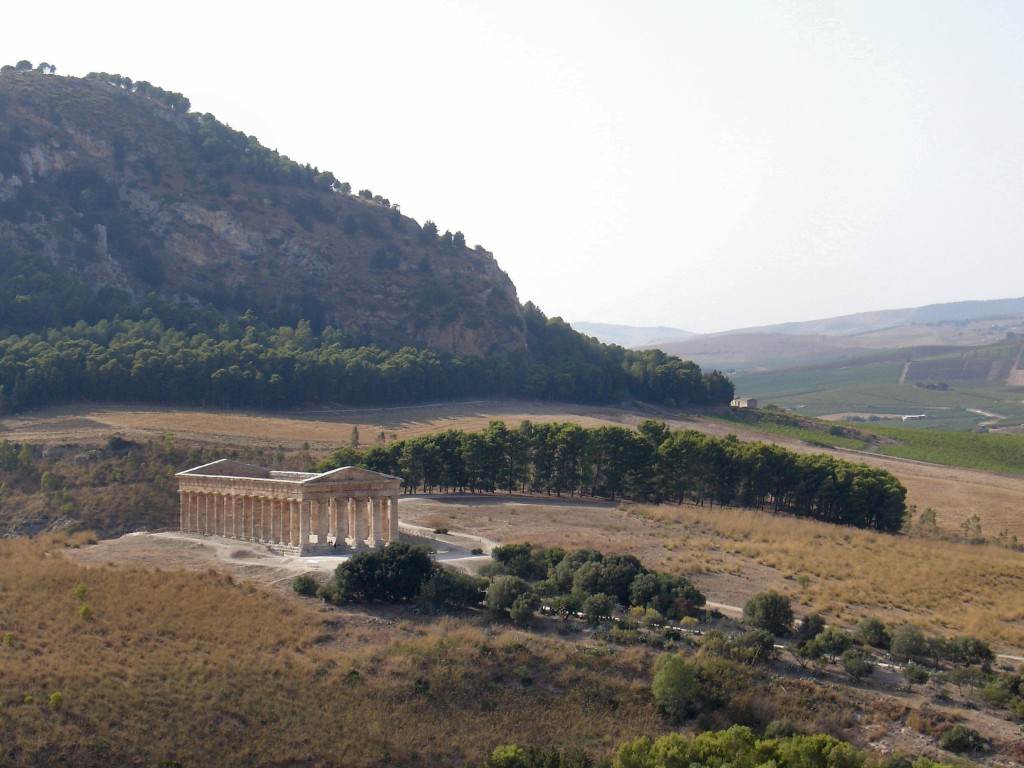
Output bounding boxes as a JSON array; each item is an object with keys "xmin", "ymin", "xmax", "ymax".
[{"xmin": 176, "ymin": 459, "xmax": 402, "ymax": 556}]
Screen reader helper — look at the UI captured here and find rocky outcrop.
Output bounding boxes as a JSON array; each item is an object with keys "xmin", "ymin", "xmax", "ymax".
[{"xmin": 0, "ymin": 70, "xmax": 526, "ymax": 356}]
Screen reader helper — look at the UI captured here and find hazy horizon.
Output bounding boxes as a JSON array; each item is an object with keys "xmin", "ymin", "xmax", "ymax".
[{"xmin": 9, "ymin": 1, "xmax": 1024, "ymax": 333}]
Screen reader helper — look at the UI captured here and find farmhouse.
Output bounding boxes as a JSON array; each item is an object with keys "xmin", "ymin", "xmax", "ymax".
[
  {"xmin": 730, "ymin": 397, "xmax": 758, "ymax": 408},
  {"xmin": 176, "ymin": 459, "xmax": 402, "ymax": 555}
]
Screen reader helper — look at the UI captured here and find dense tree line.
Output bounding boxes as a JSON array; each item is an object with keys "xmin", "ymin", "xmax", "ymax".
[
  {"xmin": 323, "ymin": 420, "xmax": 907, "ymax": 532},
  {"xmin": 0, "ymin": 247, "xmax": 733, "ymax": 413},
  {"xmin": 0, "ymin": 317, "xmax": 729, "ymax": 413}
]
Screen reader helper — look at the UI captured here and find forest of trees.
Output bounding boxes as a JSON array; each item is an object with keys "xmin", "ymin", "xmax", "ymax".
[
  {"xmin": 0, "ymin": 247, "xmax": 733, "ymax": 413},
  {"xmin": 319, "ymin": 420, "xmax": 908, "ymax": 532}
]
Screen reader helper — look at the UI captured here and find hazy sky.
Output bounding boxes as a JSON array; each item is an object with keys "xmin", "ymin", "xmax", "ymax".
[{"xmin": 8, "ymin": 1, "xmax": 1024, "ymax": 333}]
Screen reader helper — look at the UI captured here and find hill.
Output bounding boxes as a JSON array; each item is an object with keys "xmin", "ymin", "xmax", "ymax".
[
  {"xmin": 570, "ymin": 322, "xmax": 697, "ymax": 348},
  {"xmin": 0, "ymin": 65, "xmax": 733, "ymax": 414},
  {"xmin": 631, "ymin": 297, "xmax": 1024, "ymax": 372},
  {"xmin": 0, "ymin": 67, "xmax": 523, "ymax": 356}
]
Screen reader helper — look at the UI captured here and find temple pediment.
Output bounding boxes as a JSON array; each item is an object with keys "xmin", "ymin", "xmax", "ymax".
[
  {"xmin": 304, "ymin": 466, "xmax": 402, "ymax": 484},
  {"xmin": 176, "ymin": 458, "xmax": 271, "ymax": 479}
]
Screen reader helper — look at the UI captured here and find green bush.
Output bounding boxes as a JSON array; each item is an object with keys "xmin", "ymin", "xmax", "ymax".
[
  {"xmin": 291, "ymin": 574, "xmax": 318, "ymax": 597},
  {"xmin": 485, "ymin": 576, "xmax": 534, "ymax": 615},
  {"xmin": 651, "ymin": 653, "xmax": 700, "ymax": 720},
  {"xmin": 508, "ymin": 594, "xmax": 540, "ymax": 627},
  {"xmin": 938, "ymin": 724, "xmax": 983, "ymax": 754},
  {"xmin": 48, "ymin": 691, "xmax": 63, "ymax": 710},
  {"xmin": 841, "ymin": 648, "xmax": 875, "ymax": 680},
  {"xmin": 742, "ymin": 591, "xmax": 793, "ymax": 635},
  {"xmin": 332, "ymin": 542, "xmax": 434, "ymax": 603},
  {"xmin": 901, "ymin": 662, "xmax": 930, "ymax": 687}
]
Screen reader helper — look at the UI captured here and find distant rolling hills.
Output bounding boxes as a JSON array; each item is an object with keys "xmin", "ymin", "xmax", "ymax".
[
  {"xmin": 574, "ymin": 297, "xmax": 1024, "ymax": 432},
  {"xmin": 576, "ymin": 296, "xmax": 1024, "ymax": 371}
]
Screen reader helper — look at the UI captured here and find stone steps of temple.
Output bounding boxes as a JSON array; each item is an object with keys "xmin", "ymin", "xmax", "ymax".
[{"xmin": 264, "ymin": 543, "xmax": 303, "ymax": 557}]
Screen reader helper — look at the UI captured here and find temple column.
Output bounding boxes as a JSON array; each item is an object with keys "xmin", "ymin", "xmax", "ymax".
[
  {"xmin": 211, "ymin": 494, "xmax": 220, "ymax": 536},
  {"xmin": 226, "ymin": 495, "xmax": 236, "ymax": 539},
  {"xmin": 191, "ymin": 492, "xmax": 200, "ymax": 533},
  {"xmin": 387, "ymin": 494, "xmax": 399, "ymax": 543},
  {"xmin": 220, "ymin": 494, "xmax": 229, "ymax": 537},
  {"xmin": 327, "ymin": 498, "xmax": 337, "ymax": 543},
  {"xmin": 313, "ymin": 499, "xmax": 328, "ymax": 545},
  {"xmin": 299, "ymin": 500, "xmax": 310, "ymax": 552},
  {"xmin": 258, "ymin": 497, "xmax": 267, "ymax": 542},
  {"xmin": 179, "ymin": 491, "xmax": 188, "ymax": 533},
  {"xmin": 290, "ymin": 499, "xmax": 298, "ymax": 545},
  {"xmin": 276, "ymin": 499, "xmax": 284, "ymax": 548},
  {"xmin": 338, "ymin": 498, "xmax": 350, "ymax": 543},
  {"xmin": 241, "ymin": 496, "xmax": 251, "ymax": 540},
  {"xmin": 349, "ymin": 498, "xmax": 366, "ymax": 548},
  {"xmin": 266, "ymin": 499, "xmax": 278, "ymax": 548},
  {"xmin": 370, "ymin": 496, "xmax": 383, "ymax": 547},
  {"xmin": 282, "ymin": 500, "xmax": 293, "ymax": 545}
]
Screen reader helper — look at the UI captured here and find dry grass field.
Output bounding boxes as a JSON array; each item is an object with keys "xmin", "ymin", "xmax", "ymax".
[
  {"xmin": 396, "ymin": 495, "xmax": 1024, "ymax": 653},
  {"xmin": 1, "ymin": 534, "xmax": 667, "ymax": 767},
  {"xmin": 2, "ymin": 400, "xmax": 1021, "ymax": 539}
]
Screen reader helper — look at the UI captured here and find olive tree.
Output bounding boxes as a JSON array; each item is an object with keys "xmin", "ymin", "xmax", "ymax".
[{"xmin": 742, "ymin": 591, "xmax": 794, "ymax": 636}]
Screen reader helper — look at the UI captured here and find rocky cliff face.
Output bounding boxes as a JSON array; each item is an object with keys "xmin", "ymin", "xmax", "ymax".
[{"xmin": 0, "ymin": 70, "xmax": 526, "ymax": 355}]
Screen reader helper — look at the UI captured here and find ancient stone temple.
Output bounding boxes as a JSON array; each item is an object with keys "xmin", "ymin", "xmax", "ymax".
[{"xmin": 176, "ymin": 459, "xmax": 402, "ymax": 555}]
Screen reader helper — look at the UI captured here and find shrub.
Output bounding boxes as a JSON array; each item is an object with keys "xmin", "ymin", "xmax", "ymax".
[
  {"xmin": 292, "ymin": 574, "xmax": 318, "ymax": 597},
  {"xmin": 794, "ymin": 612, "xmax": 826, "ymax": 643},
  {"xmin": 73, "ymin": 582, "xmax": 88, "ymax": 600},
  {"xmin": 79, "ymin": 604, "xmax": 91, "ymax": 619},
  {"xmin": 944, "ymin": 635, "xmax": 994, "ymax": 668},
  {"xmin": 48, "ymin": 692, "xmax": 63, "ymax": 710},
  {"xmin": 332, "ymin": 542, "xmax": 434, "ymax": 603},
  {"xmin": 841, "ymin": 648, "xmax": 875, "ymax": 680},
  {"xmin": 581, "ymin": 593, "xmax": 614, "ymax": 624},
  {"xmin": 890, "ymin": 624, "xmax": 928, "ymax": 663},
  {"xmin": 764, "ymin": 718, "xmax": 797, "ymax": 739},
  {"xmin": 419, "ymin": 566, "xmax": 486, "ymax": 609},
  {"xmin": 433, "ymin": 527, "xmax": 449, "ymax": 534},
  {"xmin": 485, "ymin": 576, "xmax": 533, "ymax": 615},
  {"xmin": 902, "ymin": 663, "xmax": 930, "ymax": 687},
  {"xmin": 852, "ymin": 616, "xmax": 890, "ymax": 648},
  {"xmin": 2, "ymin": 632, "xmax": 12, "ymax": 647},
  {"xmin": 939, "ymin": 724, "xmax": 983, "ymax": 754},
  {"xmin": 727, "ymin": 629, "xmax": 775, "ymax": 665},
  {"xmin": 742, "ymin": 591, "xmax": 793, "ymax": 635},
  {"xmin": 651, "ymin": 653, "xmax": 700, "ymax": 720},
  {"xmin": 509, "ymin": 594, "xmax": 540, "ymax": 627}
]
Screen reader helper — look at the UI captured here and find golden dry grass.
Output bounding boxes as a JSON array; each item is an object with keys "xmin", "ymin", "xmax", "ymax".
[
  {"xmin": 632, "ymin": 503, "xmax": 1024, "ymax": 650},
  {"xmin": 0, "ymin": 534, "xmax": 664, "ymax": 767}
]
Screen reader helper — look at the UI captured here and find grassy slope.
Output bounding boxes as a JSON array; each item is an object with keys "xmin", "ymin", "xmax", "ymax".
[
  {"xmin": 633, "ymin": 503, "xmax": 1024, "ymax": 648},
  {"xmin": 0, "ymin": 536, "xmax": 664, "ymax": 767}
]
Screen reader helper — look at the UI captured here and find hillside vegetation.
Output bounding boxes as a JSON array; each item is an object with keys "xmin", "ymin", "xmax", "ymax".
[
  {"xmin": 0, "ymin": 66, "xmax": 732, "ymax": 414},
  {"xmin": 0, "ymin": 531, "xmax": 987, "ymax": 767},
  {"xmin": 321, "ymin": 420, "xmax": 907, "ymax": 532}
]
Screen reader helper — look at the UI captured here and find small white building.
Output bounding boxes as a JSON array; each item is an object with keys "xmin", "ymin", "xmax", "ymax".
[{"xmin": 730, "ymin": 397, "xmax": 758, "ymax": 409}]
